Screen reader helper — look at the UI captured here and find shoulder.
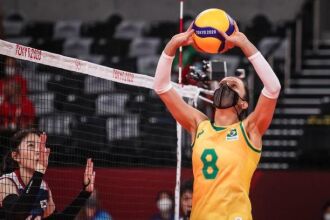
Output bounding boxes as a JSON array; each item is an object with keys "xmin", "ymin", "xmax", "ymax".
[
  {"xmin": 0, "ymin": 176, "xmax": 19, "ymax": 205},
  {"xmin": 0, "ymin": 173, "xmax": 19, "ymax": 188}
]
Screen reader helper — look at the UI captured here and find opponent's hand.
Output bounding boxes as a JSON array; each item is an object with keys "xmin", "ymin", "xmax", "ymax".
[
  {"xmin": 36, "ymin": 133, "xmax": 50, "ymax": 174},
  {"xmin": 218, "ymin": 22, "xmax": 249, "ymax": 53},
  {"xmin": 83, "ymin": 158, "xmax": 95, "ymax": 192}
]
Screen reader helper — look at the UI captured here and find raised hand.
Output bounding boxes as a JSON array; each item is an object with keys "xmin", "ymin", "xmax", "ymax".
[
  {"xmin": 83, "ymin": 158, "xmax": 95, "ymax": 193},
  {"xmin": 218, "ymin": 22, "xmax": 249, "ymax": 53},
  {"xmin": 172, "ymin": 23, "xmax": 195, "ymax": 47},
  {"xmin": 164, "ymin": 23, "xmax": 194, "ymax": 56},
  {"xmin": 36, "ymin": 133, "xmax": 50, "ymax": 173}
]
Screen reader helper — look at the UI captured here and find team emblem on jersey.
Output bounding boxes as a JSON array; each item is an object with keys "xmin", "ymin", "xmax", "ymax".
[
  {"xmin": 226, "ymin": 128, "xmax": 238, "ymax": 141},
  {"xmin": 40, "ymin": 199, "xmax": 48, "ymax": 209}
]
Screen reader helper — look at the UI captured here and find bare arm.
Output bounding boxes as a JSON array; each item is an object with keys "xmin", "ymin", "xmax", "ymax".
[
  {"xmin": 220, "ymin": 24, "xmax": 281, "ymax": 136},
  {"xmin": 153, "ymin": 25, "xmax": 208, "ymax": 137}
]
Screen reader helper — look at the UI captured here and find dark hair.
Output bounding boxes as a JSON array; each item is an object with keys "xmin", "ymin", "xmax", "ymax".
[
  {"xmin": 180, "ymin": 179, "xmax": 193, "ymax": 197},
  {"xmin": 322, "ymin": 200, "xmax": 330, "ymax": 213},
  {"xmin": 240, "ymin": 80, "xmax": 250, "ymax": 120},
  {"xmin": 0, "ymin": 128, "xmax": 41, "ymax": 175},
  {"xmin": 156, "ymin": 190, "xmax": 174, "ymax": 202}
]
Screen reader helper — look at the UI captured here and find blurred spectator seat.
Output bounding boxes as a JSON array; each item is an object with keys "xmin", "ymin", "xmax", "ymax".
[
  {"xmin": 61, "ymin": 94, "xmax": 95, "ymax": 115},
  {"xmin": 78, "ymin": 54, "xmax": 104, "ymax": 64},
  {"xmin": 258, "ymin": 37, "xmax": 281, "ymax": 56},
  {"xmin": 63, "ymin": 38, "xmax": 92, "ymax": 57},
  {"xmin": 146, "ymin": 21, "xmax": 178, "ymax": 39},
  {"xmin": 114, "ymin": 21, "xmax": 146, "ymax": 39},
  {"xmin": 81, "ymin": 14, "xmax": 122, "ymax": 39},
  {"xmin": 53, "ymin": 21, "xmax": 82, "ymax": 39},
  {"xmin": 273, "ymin": 39, "xmax": 288, "ymax": 59},
  {"xmin": 47, "ymin": 72, "xmax": 84, "ymax": 95},
  {"xmin": 3, "ymin": 20, "xmax": 25, "ymax": 37},
  {"xmin": 96, "ymin": 93, "xmax": 129, "ymax": 116},
  {"xmin": 24, "ymin": 22, "xmax": 54, "ymax": 40},
  {"xmin": 91, "ymin": 38, "xmax": 131, "ymax": 58},
  {"xmin": 84, "ymin": 76, "xmax": 115, "ymax": 95},
  {"xmin": 6, "ymin": 37, "xmax": 32, "ymax": 46},
  {"xmin": 103, "ymin": 57, "xmax": 137, "ymax": 74},
  {"xmin": 106, "ymin": 115, "xmax": 140, "ymax": 141},
  {"xmin": 129, "ymin": 37, "xmax": 161, "ymax": 57},
  {"xmin": 22, "ymin": 72, "xmax": 52, "ymax": 93},
  {"xmin": 80, "ymin": 22, "xmax": 105, "ymax": 39},
  {"xmin": 72, "ymin": 116, "xmax": 106, "ymax": 150},
  {"xmin": 137, "ymin": 55, "xmax": 159, "ymax": 76},
  {"xmin": 38, "ymin": 114, "xmax": 76, "ymax": 136},
  {"xmin": 29, "ymin": 92, "xmax": 55, "ymax": 116},
  {"xmin": 30, "ymin": 38, "xmax": 64, "ymax": 54}
]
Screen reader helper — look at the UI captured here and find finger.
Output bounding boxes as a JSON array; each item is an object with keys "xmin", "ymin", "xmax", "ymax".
[
  {"xmin": 220, "ymin": 47, "xmax": 229, "ymax": 54},
  {"xmin": 186, "ymin": 38, "xmax": 194, "ymax": 45},
  {"xmin": 187, "ymin": 29, "xmax": 194, "ymax": 36},
  {"xmin": 87, "ymin": 158, "xmax": 93, "ymax": 175},
  {"xmin": 218, "ymin": 29, "xmax": 229, "ymax": 40},
  {"xmin": 45, "ymin": 148, "xmax": 51, "ymax": 158},
  {"xmin": 85, "ymin": 158, "xmax": 90, "ymax": 175},
  {"xmin": 92, "ymin": 171, "xmax": 95, "ymax": 183},
  {"xmin": 187, "ymin": 21, "xmax": 194, "ymax": 31},
  {"xmin": 39, "ymin": 133, "xmax": 45, "ymax": 151},
  {"xmin": 91, "ymin": 171, "xmax": 96, "ymax": 190},
  {"xmin": 90, "ymin": 161, "xmax": 94, "ymax": 175},
  {"xmin": 234, "ymin": 22, "xmax": 239, "ymax": 32}
]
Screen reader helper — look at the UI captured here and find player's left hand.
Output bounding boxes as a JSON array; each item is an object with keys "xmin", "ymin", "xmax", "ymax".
[
  {"xmin": 219, "ymin": 22, "xmax": 249, "ymax": 53},
  {"xmin": 83, "ymin": 158, "xmax": 95, "ymax": 192}
]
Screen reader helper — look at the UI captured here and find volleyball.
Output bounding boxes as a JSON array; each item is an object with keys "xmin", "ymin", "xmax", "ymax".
[{"xmin": 192, "ymin": 8, "xmax": 236, "ymax": 54}]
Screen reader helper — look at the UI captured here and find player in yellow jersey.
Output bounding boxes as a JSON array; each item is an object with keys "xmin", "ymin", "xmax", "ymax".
[{"xmin": 153, "ymin": 23, "xmax": 281, "ymax": 220}]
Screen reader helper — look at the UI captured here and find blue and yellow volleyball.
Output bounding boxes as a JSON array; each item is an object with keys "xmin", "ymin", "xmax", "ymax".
[{"xmin": 192, "ymin": 8, "xmax": 235, "ymax": 54}]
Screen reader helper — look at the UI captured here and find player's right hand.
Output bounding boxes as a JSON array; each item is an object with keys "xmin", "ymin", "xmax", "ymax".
[
  {"xmin": 170, "ymin": 23, "xmax": 194, "ymax": 47},
  {"xmin": 36, "ymin": 133, "xmax": 50, "ymax": 173}
]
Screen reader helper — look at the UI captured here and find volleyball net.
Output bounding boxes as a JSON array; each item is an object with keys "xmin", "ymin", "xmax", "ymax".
[{"xmin": 0, "ymin": 39, "xmax": 200, "ymax": 219}]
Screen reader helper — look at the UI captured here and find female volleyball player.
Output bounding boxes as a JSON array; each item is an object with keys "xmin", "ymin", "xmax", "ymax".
[
  {"xmin": 0, "ymin": 128, "xmax": 95, "ymax": 219},
  {"xmin": 153, "ymin": 23, "xmax": 281, "ymax": 220}
]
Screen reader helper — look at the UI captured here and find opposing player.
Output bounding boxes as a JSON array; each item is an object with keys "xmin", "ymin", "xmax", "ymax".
[
  {"xmin": 0, "ymin": 128, "xmax": 95, "ymax": 219},
  {"xmin": 153, "ymin": 23, "xmax": 281, "ymax": 220}
]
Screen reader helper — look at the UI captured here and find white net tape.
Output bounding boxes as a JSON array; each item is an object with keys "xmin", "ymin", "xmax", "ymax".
[{"xmin": 0, "ymin": 39, "xmax": 201, "ymax": 100}]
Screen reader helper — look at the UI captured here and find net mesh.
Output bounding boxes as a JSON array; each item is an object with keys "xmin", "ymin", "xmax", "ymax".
[{"xmin": 0, "ymin": 40, "xmax": 198, "ymax": 219}]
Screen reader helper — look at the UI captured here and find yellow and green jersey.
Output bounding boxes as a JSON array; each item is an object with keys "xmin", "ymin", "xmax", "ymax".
[{"xmin": 191, "ymin": 120, "xmax": 261, "ymax": 220}]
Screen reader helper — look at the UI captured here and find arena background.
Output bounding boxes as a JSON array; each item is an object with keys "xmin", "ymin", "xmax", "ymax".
[{"xmin": 1, "ymin": 0, "xmax": 330, "ymax": 219}]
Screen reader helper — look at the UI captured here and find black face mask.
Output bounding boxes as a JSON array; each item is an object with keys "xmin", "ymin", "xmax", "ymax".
[
  {"xmin": 213, "ymin": 83, "xmax": 240, "ymax": 109},
  {"xmin": 213, "ymin": 83, "xmax": 248, "ymax": 120}
]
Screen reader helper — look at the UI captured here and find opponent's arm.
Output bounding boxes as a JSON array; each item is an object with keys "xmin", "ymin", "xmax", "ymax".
[
  {"xmin": 220, "ymin": 24, "xmax": 281, "ymax": 135},
  {"xmin": 44, "ymin": 158, "xmax": 94, "ymax": 220},
  {"xmin": 154, "ymin": 25, "xmax": 208, "ymax": 136},
  {"xmin": 1, "ymin": 170, "xmax": 45, "ymax": 220},
  {"xmin": 1, "ymin": 133, "xmax": 50, "ymax": 220}
]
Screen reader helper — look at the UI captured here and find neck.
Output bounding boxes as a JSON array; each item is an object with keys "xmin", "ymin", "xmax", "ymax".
[
  {"xmin": 214, "ymin": 107, "xmax": 239, "ymax": 126},
  {"xmin": 19, "ymin": 166, "xmax": 34, "ymax": 186}
]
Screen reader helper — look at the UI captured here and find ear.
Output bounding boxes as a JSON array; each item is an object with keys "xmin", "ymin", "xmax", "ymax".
[
  {"xmin": 241, "ymin": 101, "xmax": 248, "ymax": 110},
  {"xmin": 11, "ymin": 151, "xmax": 19, "ymax": 162}
]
